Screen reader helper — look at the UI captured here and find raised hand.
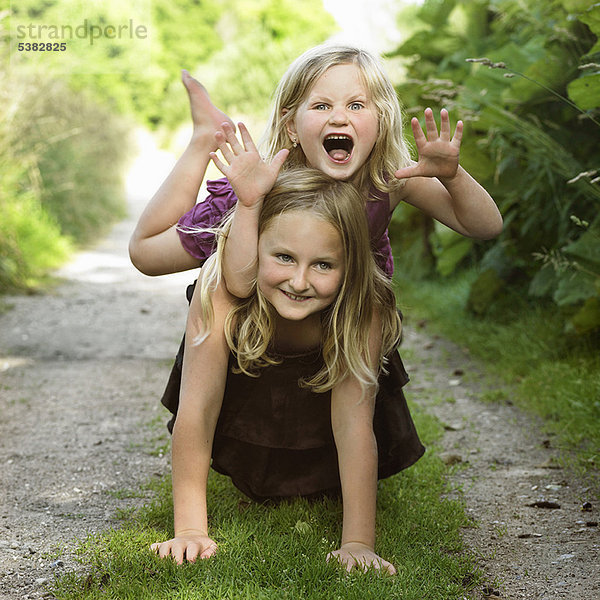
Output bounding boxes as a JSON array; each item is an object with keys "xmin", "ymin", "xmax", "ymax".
[
  {"xmin": 394, "ymin": 108, "xmax": 462, "ymax": 181},
  {"xmin": 150, "ymin": 532, "xmax": 218, "ymax": 565},
  {"xmin": 210, "ymin": 122, "xmax": 289, "ymax": 208},
  {"xmin": 326, "ymin": 542, "xmax": 397, "ymax": 575}
]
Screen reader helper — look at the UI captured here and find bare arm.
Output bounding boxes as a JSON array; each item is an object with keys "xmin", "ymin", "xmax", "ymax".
[
  {"xmin": 392, "ymin": 108, "xmax": 503, "ymax": 240},
  {"xmin": 151, "ymin": 280, "xmax": 233, "ymax": 563},
  {"xmin": 210, "ymin": 123, "xmax": 288, "ymax": 297},
  {"xmin": 327, "ymin": 313, "xmax": 397, "ymax": 575},
  {"xmin": 129, "ymin": 71, "xmax": 234, "ymax": 276}
]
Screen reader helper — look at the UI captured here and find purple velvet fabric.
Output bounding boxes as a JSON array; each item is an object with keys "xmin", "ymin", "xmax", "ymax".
[{"xmin": 177, "ymin": 177, "xmax": 395, "ymax": 276}]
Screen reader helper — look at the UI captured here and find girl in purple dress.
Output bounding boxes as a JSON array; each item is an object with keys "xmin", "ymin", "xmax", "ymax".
[{"xmin": 129, "ymin": 45, "xmax": 502, "ymax": 277}]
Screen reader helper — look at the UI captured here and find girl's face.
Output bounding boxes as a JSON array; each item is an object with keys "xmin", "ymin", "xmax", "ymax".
[
  {"xmin": 257, "ymin": 211, "xmax": 344, "ymax": 323},
  {"xmin": 286, "ymin": 63, "xmax": 379, "ymax": 181}
]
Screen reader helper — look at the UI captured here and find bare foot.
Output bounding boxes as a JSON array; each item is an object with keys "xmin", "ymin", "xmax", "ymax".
[{"xmin": 181, "ymin": 69, "xmax": 235, "ymax": 146}]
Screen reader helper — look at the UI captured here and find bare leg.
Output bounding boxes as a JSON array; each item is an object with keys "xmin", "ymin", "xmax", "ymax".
[
  {"xmin": 182, "ymin": 70, "xmax": 235, "ymax": 140},
  {"xmin": 129, "ymin": 73, "xmax": 234, "ymax": 275}
]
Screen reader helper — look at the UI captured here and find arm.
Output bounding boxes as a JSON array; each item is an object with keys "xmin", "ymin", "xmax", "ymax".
[
  {"xmin": 392, "ymin": 108, "xmax": 503, "ymax": 240},
  {"xmin": 129, "ymin": 70, "xmax": 235, "ymax": 276},
  {"xmin": 327, "ymin": 313, "xmax": 397, "ymax": 575},
  {"xmin": 210, "ymin": 123, "xmax": 288, "ymax": 297},
  {"xmin": 151, "ymin": 280, "xmax": 233, "ymax": 563}
]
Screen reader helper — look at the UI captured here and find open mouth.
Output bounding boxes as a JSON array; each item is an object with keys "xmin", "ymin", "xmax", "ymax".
[
  {"xmin": 323, "ymin": 134, "xmax": 354, "ymax": 163},
  {"xmin": 281, "ymin": 290, "xmax": 311, "ymax": 302}
]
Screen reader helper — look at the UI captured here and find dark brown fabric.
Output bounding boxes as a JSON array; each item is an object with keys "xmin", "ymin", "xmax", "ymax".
[{"xmin": 161, "ymin": 326, "xmax": 424, "ymax": 500}]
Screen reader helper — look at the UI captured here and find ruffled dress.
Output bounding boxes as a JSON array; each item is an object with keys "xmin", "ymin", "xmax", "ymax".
[{"xmin": 160, "ymin": 178, "xmax": 425, "ymax": 501}]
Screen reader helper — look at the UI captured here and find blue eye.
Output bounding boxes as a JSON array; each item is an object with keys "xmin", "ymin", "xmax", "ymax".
[
  {"xmin": 316, "ymin": 262, "xmax": 332, "ymax": 271},
  {"xmin": 277, "ymin": 254, "xmax": 293, "ymax": 263},
  {"xmin": 349, "ymin": 102, "xmax": 363, "ymax": 110}
]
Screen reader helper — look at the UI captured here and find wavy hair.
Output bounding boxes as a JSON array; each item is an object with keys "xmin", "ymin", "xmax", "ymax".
[
  {"xmin": 259, "ymin": 44, "xmax": 412, "ymax": 195},
  {"xmin": 195, "ymin": 168, "xmax": 402, "ymax": 394}
]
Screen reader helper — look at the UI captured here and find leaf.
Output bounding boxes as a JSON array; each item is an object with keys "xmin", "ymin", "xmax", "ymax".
[
  {"xmin": 567, "ymin": 73, "xmax": 600, "ymax": 111},
  {"xmin": 553, "ymin": 269, "xmax": 597, "ymax": 306},
  {"xmin": 576, "ymin": 3, "xmax": 600, "ymax": 37},
  {"xmin": 560, "ymin": 0, "xmax": 597, "ymax": 12},
  {"xmin": 480, "ymin": 243, "xmax": 518, "ymax": 278},
  {"xmin": 417, "ymin": 0, "xmax": 457, "ymax": 28},
  {"xmin": 429, "ymin": 223, "xmax": 473, "ymax": 276},
  {"xmin": 568, "ymin": 296, "xmax": 600, "ymax": 334},
  {"xmin": 509, "ymin": 46, "xmax": 577, "ymax": 105},
  {"xmin": 529, "ymin": 265, "xmax": 559, "ymax": 298},
  {"xmin": 562, "ymin": 228, "xmax": 600, "ymax": 271},
  {"xmin": 577, "ymin": 4, "xmax": 600, "ymax": 54}
]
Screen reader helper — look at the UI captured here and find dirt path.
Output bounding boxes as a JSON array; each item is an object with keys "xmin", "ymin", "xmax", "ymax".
[
  {"xmin": 0, "ymin": 136, "xmax": 598, "ymax": 599},
  {"xmin": 403, "ymin": 328, "xmax": 599, "ymax": 599}
]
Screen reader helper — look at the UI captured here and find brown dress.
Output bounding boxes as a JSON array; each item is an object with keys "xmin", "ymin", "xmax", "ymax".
[
  {"xmin": 161, "ymin": 287, "xmax": 425, "ymax": 502},
  {"xmin": 163, "ymin": 179, "xmax": 424, "ymax": 501}
]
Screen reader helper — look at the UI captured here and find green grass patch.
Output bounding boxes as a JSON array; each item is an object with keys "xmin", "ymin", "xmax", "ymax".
[
  {"xmin": 395, "ymin": 268, "xmax": 600, "ymax": 477},
  {"xmin": 52, "ymin": 405, "xmax": 480, "ymax": 599}
]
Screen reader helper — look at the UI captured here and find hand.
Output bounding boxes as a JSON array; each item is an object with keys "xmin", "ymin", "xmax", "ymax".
[
  {"xmin": 394, "ymin": 108, "xmax": 462, "ymax": 182},
  {"xmin": 181, "ymin": 69, "xmax": 235, "ymax": 147},
  {"xmin": 150, "ymin": 532, "xmax": 218, "ymax": 565},
  {"xmin": 326, "ymin": 542, "xmax": 397, "ymax": 575},
  {"xmin": 210, "ymin": 122, "xmax": 289, "ymax": 208}
]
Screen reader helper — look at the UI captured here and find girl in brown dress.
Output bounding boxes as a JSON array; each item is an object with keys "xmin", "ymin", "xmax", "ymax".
[{"xmin": 152, "ymin": 126, "xmax": 414, "ymax": 574}]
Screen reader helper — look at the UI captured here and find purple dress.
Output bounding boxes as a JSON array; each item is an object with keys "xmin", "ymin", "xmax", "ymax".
[{"xmin": 161, "ymin": 178, "xmax": 424, "ymax": 501}]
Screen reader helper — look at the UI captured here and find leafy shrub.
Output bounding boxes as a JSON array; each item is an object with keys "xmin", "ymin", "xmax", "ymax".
[
  {"xmin": 390, "ymin": 0, "xmax": 600, "ymax": 336},
  {"xmin": 0, "ymin": 58, "xmax": 132, "ymax": 290}
]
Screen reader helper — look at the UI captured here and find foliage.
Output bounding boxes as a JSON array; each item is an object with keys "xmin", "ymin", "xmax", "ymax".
[
  {"xmin": 6, "ymin": 0, "xmax": 335, "ymax": 128},
  {"xmin": 7, "ymin": 0, "xmax": 224, "ymax": 129},
  {"xmin": 1, "ymin": 0, "xmax": 335, "ymax": 290},
  {"xmin": 193, "ymin": 0, "xmax": 336, "ymax": 119},
  {"xmin": 0, "ymin": 158, "xmax": 72, "ymax": 290},
  {"xmin": 0, "ymin": 33, "xmax": 132, "ymax": 291},
  {"xmin": 390, "ymin": 0, "xmax": 600, "ymax": 336},
  {"xmin": 18, "ymin": 77, "xmax": 132, "ymax": 245},
  {"xmin": 52, "ymin": 407, "xmax": 481, "ymax": 600}
]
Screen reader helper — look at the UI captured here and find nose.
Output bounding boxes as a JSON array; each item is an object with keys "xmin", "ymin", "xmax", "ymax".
[
  {"xmin": 289, "ymin": 266, "xmax": 310, "ymax": 292},
  {"xmin": 328, "ymin": 105, "xmax": 349, "ymax": 126}
]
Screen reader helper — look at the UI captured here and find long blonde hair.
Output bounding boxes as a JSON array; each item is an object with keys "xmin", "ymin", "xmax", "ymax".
[
  {"xmin": 196, "ymin": 168, "xmax": 402, "ymax": 393},
  {"xmin": 260, "ymin": 44, "xmax": 412, "ymax": 194}
]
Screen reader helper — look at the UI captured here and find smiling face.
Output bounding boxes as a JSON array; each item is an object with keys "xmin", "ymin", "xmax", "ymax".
[
  {"xmin": 257, "ymin": 210, "xmax": 345, "ymax": 324},
  {"xmin": 285, "ymin": 63, "xmax": 379, "ymax": 181}
]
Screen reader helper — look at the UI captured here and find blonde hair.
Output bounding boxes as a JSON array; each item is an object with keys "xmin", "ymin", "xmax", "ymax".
[
  {"xmin": 196, "ymin": 168, "xmax": 402, "ymax": 393},
  {"xmin": 260, "ymin": 44, "xmax": 412, "ymax": 194}
]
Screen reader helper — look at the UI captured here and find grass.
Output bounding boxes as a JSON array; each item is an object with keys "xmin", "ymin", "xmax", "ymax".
[
  {"xmin": 51, "ymin": 404, "xmax": 481, "ymax": 600},
  {"xmin": 394, "ymin": 267, "xmax": 600, "ymax": 480}
]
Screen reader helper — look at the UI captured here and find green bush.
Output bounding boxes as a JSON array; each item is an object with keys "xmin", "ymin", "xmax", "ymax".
[
  {"xmin": 0, "ymin": 65, "xmax": 132, "ymax": 291},
  {"xmin": 0, "ymin": 162, "xmax": 72, "ymax": 289},
  {"xmin": 17, "ymin": 76, "xmax": 132, "ymax": 244},
  {"xmin": 390, "ymin": 0, "xmax": 600, "ymax": 336}
]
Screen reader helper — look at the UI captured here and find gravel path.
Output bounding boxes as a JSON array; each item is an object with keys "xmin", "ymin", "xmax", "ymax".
[{"xmin": 0, "ymin": 137, "xmax": 597, "ymax": 599}]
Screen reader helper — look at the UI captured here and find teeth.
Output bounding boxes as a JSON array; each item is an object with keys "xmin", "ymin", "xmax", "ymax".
[
  {"xmin": 323, "ymin": 134, "xmax": 353, "ymax": 161},
  {"xmin": 284, "ymin": 291, "xmax": 308, "ymax": 301}
]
